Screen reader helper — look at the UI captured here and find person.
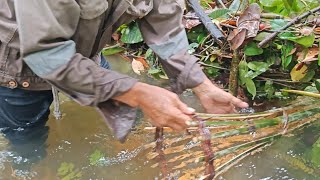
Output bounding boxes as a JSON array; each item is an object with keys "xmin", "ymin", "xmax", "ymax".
[{"xmin": 0, "ymin": 0, "xmax": 248, "ymax": 143}]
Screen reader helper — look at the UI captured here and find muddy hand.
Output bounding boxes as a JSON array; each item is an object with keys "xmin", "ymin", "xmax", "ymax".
[
  {"xmin": 193, "ymin": 78, "xmax": 248, "ymax": 114},
  {"xmin": 113, "ymin": 82, "xmax": 195, "ymax": 131}
]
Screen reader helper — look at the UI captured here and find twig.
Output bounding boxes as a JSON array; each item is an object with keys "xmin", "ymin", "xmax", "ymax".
[
  {"xmin": 258, "ymin": 6, "xmax": 320, "ymax": 48},
  {"xmin": 198, "ymin": 62, "xmax": 230, "ymax": 71},
  {"xmin": 154, "ymin": 127, "xmax": 168, "ymax": 177},
  {"xmin": 228, "ymin": 49, "xmax": 240, "ymax": 96},
  {"xmin": 186, "ymin": 0, "xmax": 226, "ymax": 46},
  {"xmin": 281, "ymin": 89, "xmax": 320, "ymax": 98}
]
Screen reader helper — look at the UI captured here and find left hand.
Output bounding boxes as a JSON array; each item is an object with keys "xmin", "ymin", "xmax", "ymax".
[{"xmin": 192, "ymin": 78, "xmax": 248, "ymax": 114}]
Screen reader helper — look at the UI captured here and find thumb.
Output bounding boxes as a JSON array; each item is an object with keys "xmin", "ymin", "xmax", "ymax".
[{"xmin": 176, "ymin": 100, "xmax": 196, "ymax": 115}]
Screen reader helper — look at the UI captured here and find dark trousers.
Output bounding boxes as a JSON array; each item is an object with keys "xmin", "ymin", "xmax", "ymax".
[{"xmin": 0, "ymin": 55, "xmax": 110, "ymax": 173}]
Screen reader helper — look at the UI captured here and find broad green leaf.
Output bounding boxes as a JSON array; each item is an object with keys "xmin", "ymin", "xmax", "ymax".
[
  {"xmin": 120, "ymin": 22, "xmax": 143, "ymax": 44},
  {"xmin": 247, "ymin": 61, "xmax": 270, "ymax": 71},
  {"xmin": 229, "ymin": 0, "xmax": 240, "ymax": 11},
  {"xmin": 244, "ymin": 42, "xmax": 264, "ymax": 56},
  {"xmin": 254, "ymin": 32, "xmax": 272, "ymax": 42},
  {"xmin": 245, "ymin": 78, "xmax": 257, "ymax": 98},
  {"xmin": 282, "ymin": 0, "xmax": 300, "ymax": 12},
  {"xmin": 300, "ymin": 70, "xmax": 315, "ymax": 82},
  {"xmin": 290, "ymin": 63, "xmax": 308, "ymax": 81},
  {"xmin": 102, "ymin": 46, "xmax": 125, "ymax": 56},
  {"xmin": 148, "ymin": 68, "xmax": 161, "ymax": 74},
  {"xmin": 280, "ymin": 33, "xmax": 316, "ymax": 47},
  {"xmin": 281, "ymin": 41, "xmax": 294, "ymax": 69},
  {"xmin": 239, "ymin": 60, "xmax": 248, "ymax": 85},
  {"xmin": 270, "ymin": 19, "xmax": 288, "ymax": 30},
  {"xmin": 197, "ymin": 33, "xmax": 207, "ymax": 44},
  {"xmin": 208, "ymin": 9, "xmax": 231, "ymax": 19},
  {"xmin": 260, "ymin": 0, "xmax": 283, "ymax": 7}
]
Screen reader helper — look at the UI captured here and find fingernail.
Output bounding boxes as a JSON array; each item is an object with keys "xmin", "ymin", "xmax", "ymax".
[
  {"xmin": 186, "ymin": 120, "xmax": 192, "ymax": 126},
  {"xmin": 187, "ymin": 107, "xmax": 196, "ymax": 113}
]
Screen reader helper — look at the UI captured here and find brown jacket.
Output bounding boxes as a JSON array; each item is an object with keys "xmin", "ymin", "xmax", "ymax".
[{"xmin": 0, "ymin": 0, "xmax": 205, "ymax": 141}]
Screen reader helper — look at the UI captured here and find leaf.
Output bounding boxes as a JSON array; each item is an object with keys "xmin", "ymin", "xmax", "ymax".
[
  {"xmin": 281, "ymin": 41, "xmax": 294, "ymax": 69},
  {"xmin": 244, "ymin": 42, "xmax": 264, "ymax": 56},
  {"xmin": 315, "ymin": 79, "xmax": 320, "ymax": 92},
  {"xmin": 208, "ymin": 9, "xmax": 231, "ymax": 19},
  {"xmin": 120, "ymin": 22, "xmax": 143, "ymax": 44},
  {"xmin": 260, "ymin": 0, "xmax": 283, "ymax": 7},
  {"xmin": 187, "ymin": 43, "xmax": 199, "ymax": 54},
  {"xmin": 131, "ymin": 58, "xmax": 145, "ymax": 75},
  {"xmin": 290, "ymin": 63, "xmax": 308, "ymax": 81},
  {"xmin": 297, "ymin": 47, "xmax": 319, "ymax": 62},
  {"xmin": 229, "ymin": 29, "xmax": 247, "ymax": 50},
  {"xmin": 245, "ymin": 78, "xmax": 257, "ymax": 98},
  {"xmin": 228, "ymin": 0, "xmax": 240, "ymax": 11},
  {"xmin": 300, "ymin": 70, "xmax": 315, "ymax": 82},
  {"xmin": 239, "ymin": 60, "xmax": 249, "ymax": 85},
  {"xmin": 254, "ymin": 32, "xmax": 272, "ymax": 42},
  {"xmin": 102, "ymin": 46, "xmax": 125, "ymax": 56},
  {"xmin": 270, "ymin": 19, "xmax": 288, "ymax": 30},
  {"xmin": 280, "ymin": 33, "xmax": 316, "ymax": 47}
]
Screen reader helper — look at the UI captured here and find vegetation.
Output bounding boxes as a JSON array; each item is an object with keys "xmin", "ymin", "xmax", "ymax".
[{"xmin": 103, "ymin": 0, "xmax": 320, "ymax": 104}]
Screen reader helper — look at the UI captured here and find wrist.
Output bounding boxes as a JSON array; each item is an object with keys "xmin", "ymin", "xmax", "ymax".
[{"xmin": 112, "ymin": 82, "xmax": 147, "ymax": 107}]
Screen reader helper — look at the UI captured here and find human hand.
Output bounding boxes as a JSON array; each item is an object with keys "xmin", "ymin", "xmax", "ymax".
[
  {"xmin": 193, "ymin": 78, "xmax": 248, "ymax": 114},
  {"xmin": 113, "ymin": 82, "xmax": 195, "ymax": 131}
]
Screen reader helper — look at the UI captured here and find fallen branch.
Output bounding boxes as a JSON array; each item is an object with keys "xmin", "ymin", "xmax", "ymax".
[
  {"xmin": 186, "ymin": 0, "xmax": 226, "ymax": 46},
  {"xmin": 258, "ymin": 6, "xmax": 320, "ymax": 48}
]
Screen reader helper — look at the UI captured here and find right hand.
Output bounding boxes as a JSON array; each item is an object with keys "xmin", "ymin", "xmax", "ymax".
[{"xmin": 113, "ymin": 82, "xmax": 195, "ymax": 131}]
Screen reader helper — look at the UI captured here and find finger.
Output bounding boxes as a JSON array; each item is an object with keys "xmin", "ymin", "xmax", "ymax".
[
  {"xmin": 169, "ymin": 109, "xmax": 192, "ymax": 128},
  {"xmin": 230, "ymin": 96, "xmax": 249, "ymax": 108},
  {"xmin": 176, "ymin": 100, "xmax": 196, "ymax": 115}
]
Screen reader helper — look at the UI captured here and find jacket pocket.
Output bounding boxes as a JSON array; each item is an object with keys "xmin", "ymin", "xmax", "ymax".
[
  {"xmin": 77, "ymin": 0, "xmax": 108, "ymax": 19},
  {"xmin": 126, "ymin": 0, "xmax": 153, "ymax": 18}
]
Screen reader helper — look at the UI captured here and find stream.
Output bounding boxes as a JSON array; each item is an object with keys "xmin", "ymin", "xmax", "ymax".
[{"xmin": 0, "ymin": 55, "xmax": 319, "ymax": 180}]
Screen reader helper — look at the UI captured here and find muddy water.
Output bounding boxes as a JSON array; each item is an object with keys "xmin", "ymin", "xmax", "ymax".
[{"xmin": 0, "ymin": 55, "xmax": 319, "ymax": 179}]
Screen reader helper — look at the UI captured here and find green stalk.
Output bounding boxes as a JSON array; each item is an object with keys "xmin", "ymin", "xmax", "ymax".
[{"xmin": 281, "ymin": 89, "xmax": 320, "ymax": 99}]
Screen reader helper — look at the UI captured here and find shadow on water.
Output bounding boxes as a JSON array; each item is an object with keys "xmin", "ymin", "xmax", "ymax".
[{"xmin": 0, "ymin": 55, "xmax": 319, "ymax": 179}]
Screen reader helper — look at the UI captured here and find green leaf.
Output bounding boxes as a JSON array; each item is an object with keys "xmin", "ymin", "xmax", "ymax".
[
  {"xmin": 244, "ymin": 42, "xmax": 264, "ymax": 56},
  {"xmin": 120, "ymin": 22, "xmax": 143, "ymax": 44},
  {"xmin": 280, "ymin": 33, "xmax": 315, "ymax": 47},
  {"xmin": 254, "ymin": 32, "xmax": 272, "ymax": 42},
  {"xmin": 260, "ymin": 0, "xmax": 283, "ymax": 7},
  {"xmin": 148, "ymin": 68, "xmax": 161, "ymax": 74},
  {"xmin": 300, "ymin": 70, "xmax": 315, "ymax": 82},
  {"xmin": 315, "ymin": 79, "xmax": 320, "ymax": 92},
  {"xmin": 187, "ymin": 43, "xmax": 199, "ymax": 54},
  {"xmin": 208, "ymin": 9, "xmax": 231, "ymax": 19},
  {"xmin": 229, "ymin": 0, "xmax": 240, "ymax": 11},
  {"xmin": 281, "ymin": 41, "xmax": 294, "ymax": 69},
  {"xmin": 102, "ymin": 46, "xmax": 125, "ymax": 56},
  {"xmin": 239, "ymin": 60, "xmax": 249, "ymax": 85},
  {"xmin": 270, "ymin": 19, "xmax": 288, "ymax": 30},
  {"xmin": 245, "ymin": 79, "xmax": 257, "ymax": 98},
  {"xmin": 282, "ymin": 0, "xmax": 300, "ymax": 12}
]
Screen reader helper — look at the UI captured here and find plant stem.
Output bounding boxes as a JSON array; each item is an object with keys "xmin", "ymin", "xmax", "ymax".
[
  {"xmin": 228, "ymin": 49, "xmax": 240, "ymax": 96},
  {"xmin": 258, "ymin": 5, "xmax": 320, "ymax": 48}
]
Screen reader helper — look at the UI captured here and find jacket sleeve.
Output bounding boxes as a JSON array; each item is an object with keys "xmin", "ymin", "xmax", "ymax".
[
  {"xmin": 14, "ymin": 0, "xmax": 138, "ymax": 141},
  {"xmin": 139, "ymin": 0, "xmax": 206, "ymax": 93}
]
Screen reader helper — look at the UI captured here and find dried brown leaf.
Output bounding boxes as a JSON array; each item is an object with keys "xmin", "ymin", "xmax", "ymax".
[{"xmin": 131, "ymin": 58, "xmax": 145, "ymax": 75}]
